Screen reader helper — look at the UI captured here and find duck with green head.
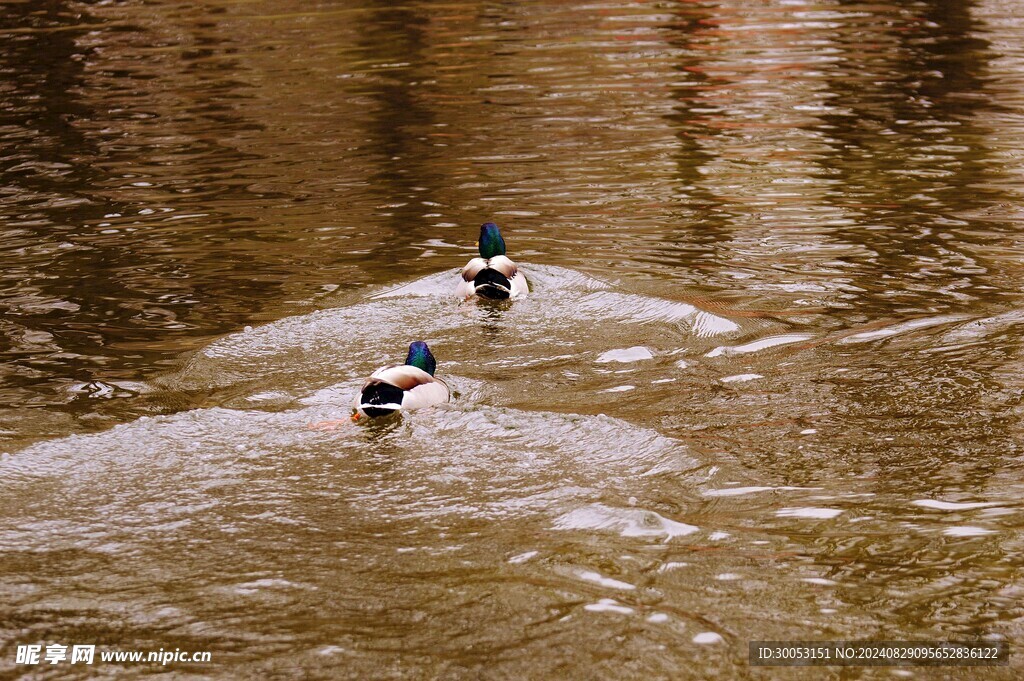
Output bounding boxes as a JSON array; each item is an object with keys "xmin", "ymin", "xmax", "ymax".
[
  {"xmin": 456, "ymin": 222, "xmax": 529, "ymax": 300},
  {"xmin": 353, "ymin": 341, "xmax": 451, "ymax": 419}
]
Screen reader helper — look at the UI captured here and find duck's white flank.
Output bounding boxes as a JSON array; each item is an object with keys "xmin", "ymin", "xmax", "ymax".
[{"xmin": 354, "ymin": 365, "xmax": 451, "ymax": 415}]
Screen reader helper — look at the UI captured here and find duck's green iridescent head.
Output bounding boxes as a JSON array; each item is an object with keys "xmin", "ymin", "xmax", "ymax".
[
  {"xmin": 478, "ymin": 222, "xmax": 506, "ymax": 259},
  {"xmin": 405, "ymin": 341, "xmax": 437, "ymax": 376}
]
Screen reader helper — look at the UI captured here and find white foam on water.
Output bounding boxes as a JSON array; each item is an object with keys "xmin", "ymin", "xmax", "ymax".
[
  {"xmin": 703, "ymin": 485, "xmax": 816, "ymax": 497},
  {"xmin": 692, "ymin": 311, "xmax": 741, "ymax": 337},
  {"xmin": 596, "ymin": 346, "xmax": 654, "ymax": 363},
  {"xmin": 576, "ymin": 570, "xmax": 636, "ymax": 591},
  {"xmin": 601, "ymin": 385, "xmax": 636, "ymax": 393},
  {"xmin": 584, "ymin": 599, "xmax": 634, "ymax": 615},
  {"xmin": 837, "ymin": 314, "xmax": 971, "ymax": 344},
  {"xmin": 553, "ymin": 504, "xmax": 699, "ymax": 540},
  {"xmin": 776, "ymin": 507, "xmax": 843, "ymax": 519},
  {"xmin": 912, "ymin": 500, "xmax": 1000, "ymax": 511},
  {"xmin": 706, "ymin": 333, "xmax": 813, "ymax": 357},
  {"xmin": 942, "ymin": 526, "xmax": 995, "ymax": 537},
  {"xmin": 693, "ymin": 632, "xmax": 724, "ymax": 645},
  {"xmin": 234, "ymin": 579, "xmax": 308, "ymax": 595},
  {"xmin": 720, "ymin": 373, "xmax": 763, "ymax": 383}
]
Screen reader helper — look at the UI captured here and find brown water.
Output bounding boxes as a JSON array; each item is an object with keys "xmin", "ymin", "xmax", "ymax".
[{"xmin": 2, "ymin": 0, "xmax": 1023, "ymax": 678}]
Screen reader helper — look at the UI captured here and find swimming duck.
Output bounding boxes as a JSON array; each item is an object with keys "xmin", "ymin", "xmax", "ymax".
[
  {"xmin": 354, "ymin": 341, "xmax": 451, "ymax": 419},
  {"xmin": 456, "ymin": 222, "xmax": 529, "ymax": 300}
]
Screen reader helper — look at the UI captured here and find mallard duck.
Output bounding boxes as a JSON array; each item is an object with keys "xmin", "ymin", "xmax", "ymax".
[
  {"xmin": 456, "ymin": 222, "xmax": 529, "ymax": 300},
  {"xmin": 354, "ymin": 341, "xmax": 451, "ymax": 419}
]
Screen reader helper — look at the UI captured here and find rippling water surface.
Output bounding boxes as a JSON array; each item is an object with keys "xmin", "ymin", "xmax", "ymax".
[{"xmin": 2, "ymin": 0, "xmax": 1024, "ymax": 677}]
